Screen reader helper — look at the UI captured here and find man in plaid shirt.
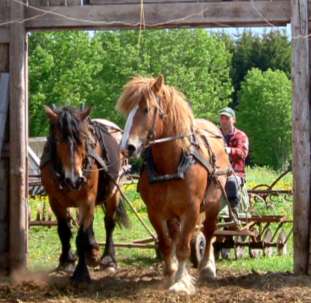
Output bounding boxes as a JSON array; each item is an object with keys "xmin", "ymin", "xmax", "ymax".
[{"xmin": 219, "ymin": 107, "xmax": 249, "ymax": 211}]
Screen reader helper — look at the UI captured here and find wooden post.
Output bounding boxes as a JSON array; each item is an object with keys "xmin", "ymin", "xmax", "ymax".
[
  {"xmin": 308, "ymin": 1, "xmax": 311, "ymax": 275},
  {"xmin": 9, "ymin": 0, "xmax": 28, "ymax": 272},
  {"xmin": 291, "ymin": 0, "xmax": 311, "ymax": 275}
]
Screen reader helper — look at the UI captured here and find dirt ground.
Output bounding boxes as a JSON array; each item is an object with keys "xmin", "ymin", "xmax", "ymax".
[{"xmin": 0, "ymin": 266, "xmax": 311, "ymax": 303}]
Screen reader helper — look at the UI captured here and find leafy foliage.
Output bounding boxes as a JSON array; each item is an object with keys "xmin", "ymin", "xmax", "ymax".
[
  {"xmin": 29, "ymin": 29, "xmax": 232, "ymax": 135},
  {"xmin": 230, "ymin": 31, "xmax": 291, "ymax": 107},
  {"xmin": 238, "ymin": 68, "xmax": 292, "ymax": 169}
]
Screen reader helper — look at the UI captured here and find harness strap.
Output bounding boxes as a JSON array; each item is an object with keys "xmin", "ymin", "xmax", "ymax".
[{"xmin": 88, "ymin": 149, "xmax": 109, "ymax": 174}]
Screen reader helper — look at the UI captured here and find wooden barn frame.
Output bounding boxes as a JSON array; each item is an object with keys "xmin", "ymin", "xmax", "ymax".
[{"xmin": 0, "ymin": 0, "xmax": 310, "ymax": 275}]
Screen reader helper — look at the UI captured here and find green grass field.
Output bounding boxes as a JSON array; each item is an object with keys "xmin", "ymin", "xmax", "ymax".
[{"xmin": 28, "ymin": 166, "xmax": 293, "ymax": 273}]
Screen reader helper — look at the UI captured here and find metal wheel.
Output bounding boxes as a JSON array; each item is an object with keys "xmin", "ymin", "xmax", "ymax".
[
  {"xmin": 234, "ymin": 236, "xmax": 246, "ymax": 259},
  {"xmin": 190, "ymin": 231, "xmax": 206, "ymax": 268},
  {"xmin": 263, "ymin": 228, "xmax": 273, "ymax": 257},
  {"xmin": 221, "ymin": 248, "xmax": 230, "ymax": 260},
  {"xmin": 249, "ymin": 228, "xmax": 262, "ymax": 258},
  {"xmin": 277, "ymin": 228, "xmax": 288, "ymax": 256}
]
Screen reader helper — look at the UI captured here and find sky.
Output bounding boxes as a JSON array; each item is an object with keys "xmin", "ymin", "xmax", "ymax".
[{"xmin": 207, "ymin": 24, "xmax": 291, "ymax": 39}]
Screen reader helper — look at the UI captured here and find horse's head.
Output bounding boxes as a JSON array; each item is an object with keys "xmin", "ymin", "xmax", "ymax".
[
  {"xmin": 117, "ymin": 75, "xmax": 167, "ymax": 158},
  {"xmin": 117, "ymin": 75, "xmax": 193, "ymax": 158},
  {"xmin": 44, "ymin": 105, "xmax": 92, "ymax": 190}
]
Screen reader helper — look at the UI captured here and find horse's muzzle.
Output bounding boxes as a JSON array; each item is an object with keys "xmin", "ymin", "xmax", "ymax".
[{"xmin": 65, "ymin": 175, "xmax": 87, "ymax": 190}]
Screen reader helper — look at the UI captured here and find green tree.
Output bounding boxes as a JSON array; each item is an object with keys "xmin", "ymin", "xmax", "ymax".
[
  {"xmin": 29, "ymin": 31, "xmax": 102, "ymax": 135},
  {"xmin": 238, "ymin": 68, "xmax": 292, "ymax": 169},
  {"xmin": 230, "ymin": 30, "xmax": 291, "ymax": 107},
  {"xmin": 91, "ymin": 29, "xmax": 233, "ymax": 125},
  {"xmin": 29, "ymin": 29, "xmax": 233, "ymax": 134}
]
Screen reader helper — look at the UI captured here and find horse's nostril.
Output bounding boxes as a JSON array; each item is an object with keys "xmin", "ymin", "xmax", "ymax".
[
  {"xmin": 65, "ymin": 177, "xmax": 71, "ymax": 186},
  {"xmin": 127, "ymin": 144, "xmax": 136, "ymax": 156},
  {"xmin": 78, "ymin": 176, "xmax": 86, "ymax": 184}
]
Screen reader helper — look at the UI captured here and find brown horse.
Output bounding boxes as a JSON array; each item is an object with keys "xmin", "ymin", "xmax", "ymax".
[
  {"xmin": 117, "ymin": 75, "xmax": 230, "ymax": 294},
  {"xmin": 40, "ymin": 106, "xmax": 128, "ymax": 283}
]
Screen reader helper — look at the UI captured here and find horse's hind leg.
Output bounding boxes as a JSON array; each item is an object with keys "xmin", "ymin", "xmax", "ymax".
[
  {"xmin": 199, "ymin": 180, "xmax": 223, "ymax": 280},
  {"xmin": 100, "ymin": 192, "xmax": 121, "ymax": 272},
  {"xmin": 50, "ymin": 200, "xmax": 76, "ymax": 272}
]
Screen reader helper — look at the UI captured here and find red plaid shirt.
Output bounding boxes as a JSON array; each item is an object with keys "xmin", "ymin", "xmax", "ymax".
[{"xmin": 221, "ymin": 127, "xmax": 249, "ymax": 178}]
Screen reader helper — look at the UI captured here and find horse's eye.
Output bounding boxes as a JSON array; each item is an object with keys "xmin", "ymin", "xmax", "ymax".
[{"xmin": 144, "ymin": 108, "xmax": 149, "ymax": 115}]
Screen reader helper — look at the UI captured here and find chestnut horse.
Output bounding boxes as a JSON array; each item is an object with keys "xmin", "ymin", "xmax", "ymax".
[
  {"xmin": 117, "ymin": 75, "xmax": 231, "ymax": 294},
  {"xmin": 40, "ymin": 106, "xmax": 128, "ymax": 283}
]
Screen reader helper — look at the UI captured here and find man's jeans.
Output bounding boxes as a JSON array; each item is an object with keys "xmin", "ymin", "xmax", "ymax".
[{"xmin": 225, "ymin": 175, "xmax": 243, "ymax": 208}]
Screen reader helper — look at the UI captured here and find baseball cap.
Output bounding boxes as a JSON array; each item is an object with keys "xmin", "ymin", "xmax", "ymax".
[{"xmin": 219, "ymin": 107, "xmax": 236, "ymax": 119}]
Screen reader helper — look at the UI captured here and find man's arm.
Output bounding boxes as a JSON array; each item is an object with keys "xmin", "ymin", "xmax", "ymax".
[{"xmin": 227, "ymin": 132, "xmax": 249, "ymax": 159}]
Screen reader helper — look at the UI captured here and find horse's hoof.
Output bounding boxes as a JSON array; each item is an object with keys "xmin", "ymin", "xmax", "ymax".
[
  {"xmin": 57, "ymin": 262, "xmax": 76, "ymax": 274},
  {"xmin": 71, "ymin": 268, "xmax": 91, "ymax": 284},
  {"xmin": 163, "ymin": 275, "xmax": 175, "ymax": 288},
  {"xmin": 169, "ymin": 281, "xmax": 196, "ymax": 295},
  {"xmin": 105, "ymin": 266, "xmax": 117, "ymax": 274},
  {"xmin": 199, "ymin": 267, "xmax": 217, "ymax": 280},
  {"xmin": 100, "ymin": 256, "xmax": 117, "ymax": 272}
]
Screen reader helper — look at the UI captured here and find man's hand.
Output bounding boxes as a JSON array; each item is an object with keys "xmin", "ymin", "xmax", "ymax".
[{"xmin": 225, "ymin": 147, "xmax": 231, "ymax": 154}]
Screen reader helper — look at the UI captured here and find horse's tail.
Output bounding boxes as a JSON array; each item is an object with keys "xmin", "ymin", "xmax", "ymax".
[{"xmin": 115, "ymin": 195, "xmax": 130, "ymax": 228}]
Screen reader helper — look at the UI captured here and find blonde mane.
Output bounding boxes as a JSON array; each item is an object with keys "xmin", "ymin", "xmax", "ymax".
[{"xmin": 116, "ymin": 76, "xmax": 194, "ymax": 150}]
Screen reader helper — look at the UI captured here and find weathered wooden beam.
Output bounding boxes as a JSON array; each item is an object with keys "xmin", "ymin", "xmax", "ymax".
[
  {"xmin": 90, "ymin": 0, "xmax": 289, "ymax": 3},
  {"xmin": 0, "ymin": 29, "xmax": 9, "ymax": 44},
  {"xmin": 308, "ymin": 5, "xmax": 311, "ymax": 276},
  {"xmin": 9, "ymin": 0, "xmax": 28, "ymax": 272},
  {"xmin": 0, "ymin": 44, "xmax": 9, "ymax": 72},
  {"xmin": 25, "ymin": 1, "xmax": 291, "ymax": 30},
  {"xmin": 291, "ymin": 0, "xmax": 310, "ymax": 275},
  {"xmin": 0, "ymin": 73, "xmax": 9, "ymax": 157}
]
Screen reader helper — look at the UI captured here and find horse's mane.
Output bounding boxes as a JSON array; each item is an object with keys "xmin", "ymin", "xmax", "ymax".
[
  {"xmin": 116, "ymin": 76, "xmax": 194, "ymax": 149},
  {"xmin": 51, "ymin": 107, "xmax": 84, "ymax": 145}
]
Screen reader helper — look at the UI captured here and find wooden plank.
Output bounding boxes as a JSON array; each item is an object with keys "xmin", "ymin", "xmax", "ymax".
[
  {"xmin": 0, "ymin": 161, "xmax": 9, "ymax": 221},
  {"xmin": 0, "ymin": 73, "xmax": 9, "ymax": 157},
  {"xmin": 308, "ymin": 7, "xmax": 311, "ymax": 275},
  {"xmin": 25, "ymin": 1, "xmax": 291, "ymax": 29},
  {"xmin": 49, "ymin": 0, "xmax": 67, "ymax": 5},
  {"xmin": 291, "ymin": 0, "xmax": 310, "ymax": 275},
  {"xmin": 90, "ymin": 0, "xmax": 289, "ymax": 3},
  {"xmin": 9, "ymin": 0, "xmax": 28, "ymax": 272},
  {"xmin": 0, "ymin": 29, "xmax": 9, "ymax": 44},
  {"xmin": 0, "ymin": 0, "xmax": 10, "ymax": 23},
  {"xmin": 0, "ymin": 44, "xmax": 9, "ymax": 73},
  {"xmin": 68, "ymin": 0, "xmax": 82, "ymax": 5},
  {"xmin": 28, "ymin": 0, "xmax": 51, "ymax": 6}
]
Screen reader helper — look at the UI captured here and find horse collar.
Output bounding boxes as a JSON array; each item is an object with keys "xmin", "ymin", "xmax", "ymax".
[{"xmin": 143, "ymin": 147, "xmax": 195, "ymax": 183}]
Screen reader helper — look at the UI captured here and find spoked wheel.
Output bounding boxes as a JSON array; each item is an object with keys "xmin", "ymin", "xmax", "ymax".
[
  {"xmin": 234, "ymin": 236, "xmax": 246, "ymax": 259},
  {"xmin": 263, "ymin": 228, "xmax": 273, "ymax": 257},
  {"xmin": 190, "ymin": 231, "xmax": 206, "ymax": 268},
  {"xmin": 249, "ymin": 227, "xmax": 262, "ymax": 258},
  {"xmin": 277, "ymin": 228, "xmax": 288, "ymax": 256}
]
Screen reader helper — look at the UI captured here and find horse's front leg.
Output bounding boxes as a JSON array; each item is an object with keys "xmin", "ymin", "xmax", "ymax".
[
  {"xmin": 71, "ymin": 203, "xmax": 95, "ymax": 283},
  {"xmin": 85, "ymin": 222, "xmax": 100, "ymax": 267},
  {"xmin": 169, "ymin": 205, "xmax": 200, "ymax": 295},
  {"xmin": 148, "ymin": 212, "xmax": 177, "ymax": 288},
  {"xmin": 50, "ymin": 199, "xmax": 77, "ymax": 272},
  {"xmin": 199, "ymin": 180, "xmax": 223, "ymax": 280}
]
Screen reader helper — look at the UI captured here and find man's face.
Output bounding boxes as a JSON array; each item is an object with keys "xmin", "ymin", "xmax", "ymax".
[{"xmin": 220, "ymin": 114, "xmax": 235, "ymax": 129}]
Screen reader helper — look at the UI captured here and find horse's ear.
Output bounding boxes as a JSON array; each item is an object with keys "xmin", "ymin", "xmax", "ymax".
[
  {"xmin": 44, "ymin": 105, "xmax": 58, "ymax": 123},
  {"xmin": 78, "ymin": 106, "xmax": 91, "ymax": 121},
  {"xmin": 152, "ymin": 75, "xmax": 164, "ymax": 94}
]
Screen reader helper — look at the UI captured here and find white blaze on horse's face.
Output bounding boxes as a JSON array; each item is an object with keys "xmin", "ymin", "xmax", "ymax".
[
  {"xmin": 57, "ymin": 139, "xmax": 86, "ymax": 190},
  {"xmin": 121, "ymin": 105, "xmax": 143, "ymax": 158}
]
